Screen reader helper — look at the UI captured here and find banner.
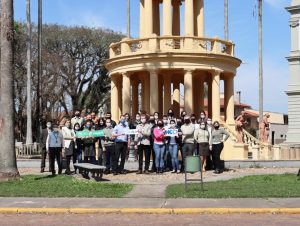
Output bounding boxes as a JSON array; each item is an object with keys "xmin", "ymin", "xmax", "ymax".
[
  {"xmin": 125, "ymin": 129, "xmax": 139, "ymax": 135},
  {"xmin": 76, "ymin": 130, "xmax": 105, "ymax": 138},
  {"xmin": 164, "ymin": 129, "xmax": 178, "ymax": 137}
]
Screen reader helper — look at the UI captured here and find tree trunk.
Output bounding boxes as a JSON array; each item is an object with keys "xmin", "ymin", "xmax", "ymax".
[
  {"xmin": 0, "ymin": 0, "xmax": 20, "ymax": 180},
  {"xmin": 26, "ymin": 0, "xmax": 33, "ymax": 144}
]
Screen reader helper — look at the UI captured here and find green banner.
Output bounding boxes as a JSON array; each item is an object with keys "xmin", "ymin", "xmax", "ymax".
[{"xmin": 76, "ymin": 130, "xmax": 105, "ymax": 138}]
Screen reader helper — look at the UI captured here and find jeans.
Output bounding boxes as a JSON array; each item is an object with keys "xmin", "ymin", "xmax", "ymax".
[
  {"xmin": 153, "ymin": 143, "xmax": 165, "ymax": 169},
  {"xmin": 212, "ymin": 142, "xmax": 224, "ymax": 171},
  {"xmin": 169, "ymin": 144, "xmax": 179, "ymax": 171},
  {"xmin": 138, "ymin": 144, "xmax": 151, "ymax": 170}
]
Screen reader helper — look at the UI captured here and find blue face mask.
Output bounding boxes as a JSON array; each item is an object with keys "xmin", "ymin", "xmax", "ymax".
[
  {"xmin": 86, "ymin": 125, "xmax": 91, "ymax": 129},
  {"xmin": 120, "ymin": 119, "xmax": 126, "ymax": 126}
]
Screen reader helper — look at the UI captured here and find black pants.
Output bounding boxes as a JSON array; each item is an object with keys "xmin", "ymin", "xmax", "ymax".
[
  {"xmin": 41, "ymin": 147, "xmax": 52, "ymax": 171},
  {"xmin": 212, "ymin": 142, "xmax": 224, "ymax": 171},
  {"xmin": 66, "ymin": 153, "xmax": 76, "ymax": 172},
  {"xmin": 84, "ymin": 156, "xmax": 96, "ymax": 164},
  {"xmin": 113, "ymin": 142, "xmax": 127, "ymax": 172},
  {"xmin": 103, "ymin": 145, "xmax": 115, "ymax": 170},
  {"xmin": 138, "ymin": 144, "xmax": 151, "ymax": 171},
  {"xmin": 49, "ymin": 147, "xmax": 62, "ymax": 175}
]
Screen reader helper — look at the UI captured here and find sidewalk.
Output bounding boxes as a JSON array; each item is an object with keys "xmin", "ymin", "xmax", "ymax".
[{"xmin": 0, "ymin": 197, "xmax": 300, "ymax": 214}]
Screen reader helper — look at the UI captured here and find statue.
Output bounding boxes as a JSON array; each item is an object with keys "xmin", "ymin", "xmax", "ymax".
[
  {"xmin": 235, "ymin": 111, "xmax": 248, "ymax": 143},
  {"xmin": 259, "ymin": 113, "xmax": 270, "ymax": 143}
]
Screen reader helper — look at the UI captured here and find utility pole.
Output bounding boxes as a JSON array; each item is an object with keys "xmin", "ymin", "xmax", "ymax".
[
  {"xmin": 26, "ymin": 0, "xmax": 33, "ymax": 144},
  {"xmin": 258, "ymin": 0, "xmax": 263, "ymax": 138},
  {"xmin": 37, "ymin": 0, "xmax": 42, "ymax": 142},
  {"xmin": 127, "ymin": 0, "xmax": 130, "ymax": 38},
  {"xmin": 224, "ymin": 0, "xmax": 228, "ymax": 40}
]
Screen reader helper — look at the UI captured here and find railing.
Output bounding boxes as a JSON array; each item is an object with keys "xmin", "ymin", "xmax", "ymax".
[
  {"xmin": 109, "ymin": 36, "xmax": 235, "ymax": 58},
  {"xmin": 16, "ymin": 143, "xmax": 42, "ymax": 158}
]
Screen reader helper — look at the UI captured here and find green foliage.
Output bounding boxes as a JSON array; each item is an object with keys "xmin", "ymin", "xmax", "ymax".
[
  {"xmin": 0, "ymin": 175, "xmax": 133, "ymax": 198},
  {"xmin": 166, "ymin": 174, "xmax": 300, "ymax": 198}
]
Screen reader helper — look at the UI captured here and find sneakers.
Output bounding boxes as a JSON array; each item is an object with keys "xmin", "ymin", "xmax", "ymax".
[
  {"xmin": 144, "ymin": 170, "xmax": 150, "ymax": 174},
  {"xmin": 136, "ymin": 170, "xmax": 143, "ymax": 174}
]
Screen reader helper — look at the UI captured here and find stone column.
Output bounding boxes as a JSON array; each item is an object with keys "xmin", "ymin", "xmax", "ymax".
[
  {"xmin": 196, "ymin": 0, "xmax": 204, "ymax": 37},
  {"xmin": 208, "ymin": 79, "xmax": 212, "ymax": 118},
  {"xmin": 153, "ymin": 0, "xmax": 160, "ymax": 36},
  {"xmin": 111, "ymin": 75, "xmax": 119, "ymax": 122},
  {"xmin": 144, "ymin": 73, "xmax": 150, "ymax": 114},
  {"xmin": 139, "ymin": 0, "xmax": 145, "ymax": 38},
  {"xmin": 225, "ymin": 75, "xmax": 235, "ymax": 125},
  {"xmin": 132, "ymin": 79, "xmax": 139, "ymax": 116},
  {"xmin": 173, "ymin": 80, "xmax": 180, "ymax": 118},
  {"xmin": 164, "ymin": 75, "xmax": 171, "ymax": 114},
  {"xmin": 172, "ymin": 0, "xmax": 181, "ymax": 36},
  {"xmin": 163, "ymin": 0, "xmax": 172, "ymax": 36},
  {"xmin": 184, "ymin": 69, "xmax": 194, "ymax": 115},
  {"xmin": 185, "ymin": 0, "xmax": 194, "ymax": 36},
  {"xmin": 150, "ymin": 70, "xmax": 159, "ymax": 114},
  {"xmin": 145, "ymin": 0, "xmax": 154, "ymax": 36},
  {"xmin": 158, "ymin": 75, "xmax": 164, "ymax": 114},
  {"xmin": 117, "ymin": 76, "xmax": 123, "ymax": 117},
  {"xmin": 122, "ymin": 72, "xmax": 131, "ymax": 114},
  {"xmin": 212, "ymin": 70, "xmax": 221, "ymax": 122},
  {"xmin": 193, "ymin": 76, "xmax": 204, "ymax": 118}
]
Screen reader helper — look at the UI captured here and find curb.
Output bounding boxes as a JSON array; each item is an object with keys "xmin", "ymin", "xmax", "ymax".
[{"xmin": 1, "ymin": 208, "xmax": 300, "ymax": 214}]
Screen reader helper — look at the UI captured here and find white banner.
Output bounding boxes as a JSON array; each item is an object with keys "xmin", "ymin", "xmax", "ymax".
[{"xmin": 164, "ymin": 129, "xmax": 178, "ymax": 137}]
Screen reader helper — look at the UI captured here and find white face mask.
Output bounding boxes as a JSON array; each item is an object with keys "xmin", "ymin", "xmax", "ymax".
[
  {"xmin": 141, "ymin": 119, "xmax": 146, "ymax": 124},
  {"xmin": 106, "ymin": 123, "xmax": 111, "ymax": 127},
  {"xmin": 163, "ymin": 120, "xmax": 168, "ymax": 124},
  {"xmin": 207, "ymin": 120, "xmax": 212, "ymax": 126},
  {"xmin": 47, "ymin": 124, "xmax": 52, "ymax": 128},
  {"xmin": 200, "ymin": 125, "xmax": 205, "ymax": 129},
  {"xmin": 53, "ymin": 128, "xmax": 59, "ymax": 132},
  {"xmin": 154, "ymin": 115, "xmax": 159, "ymax": 120}
]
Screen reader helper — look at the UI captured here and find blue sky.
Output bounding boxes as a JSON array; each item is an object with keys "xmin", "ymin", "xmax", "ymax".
[{"xmin": 15, "ymin": 0, "xmax": 291, "ymax": 113}]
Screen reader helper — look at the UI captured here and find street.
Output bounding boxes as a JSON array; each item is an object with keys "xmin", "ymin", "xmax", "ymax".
[{"xmin": 0, "ymin": 213, "xmax": 299, "ymax": 226}]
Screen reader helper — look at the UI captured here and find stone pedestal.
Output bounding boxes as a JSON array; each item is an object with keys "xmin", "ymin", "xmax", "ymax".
[{"xmin": 222, "ymin": 142, "xmax": 248, "ymax": 160}]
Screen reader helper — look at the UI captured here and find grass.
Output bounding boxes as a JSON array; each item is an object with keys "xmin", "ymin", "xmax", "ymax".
[
  {"xmin": 166, "ymin": 174, "xmax": 300, "ymax": 198},
  {"xmin": 0, "ymin": 175, "xmax": 133, "ymax": 198}
]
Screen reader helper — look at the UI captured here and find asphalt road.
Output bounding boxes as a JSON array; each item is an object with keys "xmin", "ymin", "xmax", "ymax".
[{"xmin": 1, "ymin": 213, "xmax": 300, "ymax": 226}]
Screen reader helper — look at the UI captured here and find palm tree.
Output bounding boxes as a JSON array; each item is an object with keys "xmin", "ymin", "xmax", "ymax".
[
  {"xmin": 0, "ymin": 0, "xmax": 20, "ymax": 180},
  {"xmin": 26, "ymin": 0, "xmax": 33, "ymax": 144}
]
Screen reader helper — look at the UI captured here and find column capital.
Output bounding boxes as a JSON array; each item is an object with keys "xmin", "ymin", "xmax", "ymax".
[
  {"xmin": 211, "ymin": 69, "xmax": 223, "ymax": 76},
  {"xmin": 184, "ymin": 69, "xmax": 195, "ymax": 74},
  {"xmin": 121, "ymin": 71, "xmax": 132, "ymax": 77},
  {"xmin": 148, "ymin": 69, "xmax": 159, "ymax": 75}
]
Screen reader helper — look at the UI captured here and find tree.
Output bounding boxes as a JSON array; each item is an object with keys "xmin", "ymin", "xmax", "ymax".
[
  {"xmin": 25, "ymin": 0, "xmax": 33, "ymax": 144},
  {"xmin": 0, "ymin": 0, "xmax": 20, "ymax": 180}
]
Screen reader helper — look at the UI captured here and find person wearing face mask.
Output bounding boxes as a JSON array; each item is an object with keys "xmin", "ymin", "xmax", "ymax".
[
  {"xmin": 105, "ymin": 112, "xmax": 117, "ymax": 128},
  {"xmin": 154, "ymin": 112, "xmax": 160, "ymax": 125},
  {"xmin": 199, "ymin": 111, "xmax": 207, "ymax": 123},
  {"xmin": 81, "ymin": 120, "xmax": 97, "ymax": 164},
  {"xmin": 62, "ymin": 120, "xmax": 76, "ymax": 174},
  {"xmin": 96, "ymin": 118, "xmax": 106, "ymax": 166},
  {"xmin": 40, "ymin": 121, "xmax": 53, "ymax": 173},
  {"xmin": 73, "ymin": 123, "xmax": 83, "ymax": 165},
  {"xmin": 211, "ymin": 121, "xmax": 230, "ymax": 174},
  {"xmin": 180, "ymin": 111, "xmax": 187, "ymax": 122},
  {"xmin": 194, "ymin": 122, "xmax": 211, "ymax": 172},
  {"xmin": 153, "ymin": 120, "xmax": 166, "ymax": 173},
  {"xmin": 112, "ymin": 115, "xmax": 129, "ymax": 175},
  {"xmin": 134, "ymin": 114, "xmax": 152, "ymax": 174},
  {"xmin": 180, "ymin": 115, "xmax": 195, "ymax": 172},
  {"xmin": 205, "ymin": 118, "xmax": 214, "ymax": 170},
  {"xmin": 148, "ymin": 115, "xmax": 157, "ymax": 172},
  {"xmin": 101, "ymin": 118, "xmax": 115, "ymax": 174},
  {"xmin": 165, "ymin": 120, "xmax": 181, "ymax": 173},
  {"xmin": 132, "ymin": 113, "xmax": 141, "ymax": 129},
  {"xmin": 71, "ymin": 110, "xmax": 84, "ymax": 128},
  {"xmin": 167, "ymin": 109, "xmax": 175, "ymax": 121},
  {"xmin": 46, "ymin": 124, "xmax": 63, "ymax": 176}
]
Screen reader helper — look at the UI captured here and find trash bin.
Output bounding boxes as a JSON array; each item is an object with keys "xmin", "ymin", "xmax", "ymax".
[{"xmin": 184, "ymin": 155, "xmax": 203, "ymax": 192}]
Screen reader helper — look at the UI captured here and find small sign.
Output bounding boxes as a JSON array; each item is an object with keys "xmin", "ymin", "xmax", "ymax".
[
  {"xmin": 164, "ymin": 129, "xmax": 178, "ymax": 137},
  {"xmin": 92, "ymin": 130, "xmax": 105, "ymax": 137},
  {"xmin": 76, "ymin": 131, "xmax": 91, "ymax": 138},
  {"xmin": 125, "ymin": 129, "xmax": 139, "ymax": 135}
]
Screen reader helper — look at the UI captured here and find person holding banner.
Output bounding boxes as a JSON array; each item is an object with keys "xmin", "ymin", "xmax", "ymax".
[
  {"xmin": 62, "ymin": 120, "xmax": 76, "ymax": 175},
  {"xmin": 112, "ymin": 115, "xmax": 129, "ymax": 175},
  {"xmin": 81, "ymin": 120, "xmax": 97, "ymax": 164},
  {"xmin": 101, "ymin": 118, "xmax": 115, "ymax": 174},
  {"xmin": 153, "ymin": 120, "xmax": 166, "ymax": 174},
  {"xmin": 134, "ymin": 114, "xmax": 152, "ymax": 174},
  {"xmin": 194, "ymin": 121, "xmax": 211, "ymax": 172},
  {"xmin": 165, "ymin": 120, "xmax": 181, "ymax": 173}
]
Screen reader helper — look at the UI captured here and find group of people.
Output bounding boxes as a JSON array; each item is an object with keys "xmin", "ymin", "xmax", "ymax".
[{"xmin": 40, "ymin": 109, "xmax": 230, "ymax": 176}]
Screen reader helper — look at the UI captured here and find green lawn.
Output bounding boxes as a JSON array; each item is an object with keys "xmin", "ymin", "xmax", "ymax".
[
  {"xmin": 0, "ymin": 175, "xmax": 133, "ymax": 198},
  {"xmin": 166, "ymin": 174, "xmax": 300, "ymax": 198}
]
